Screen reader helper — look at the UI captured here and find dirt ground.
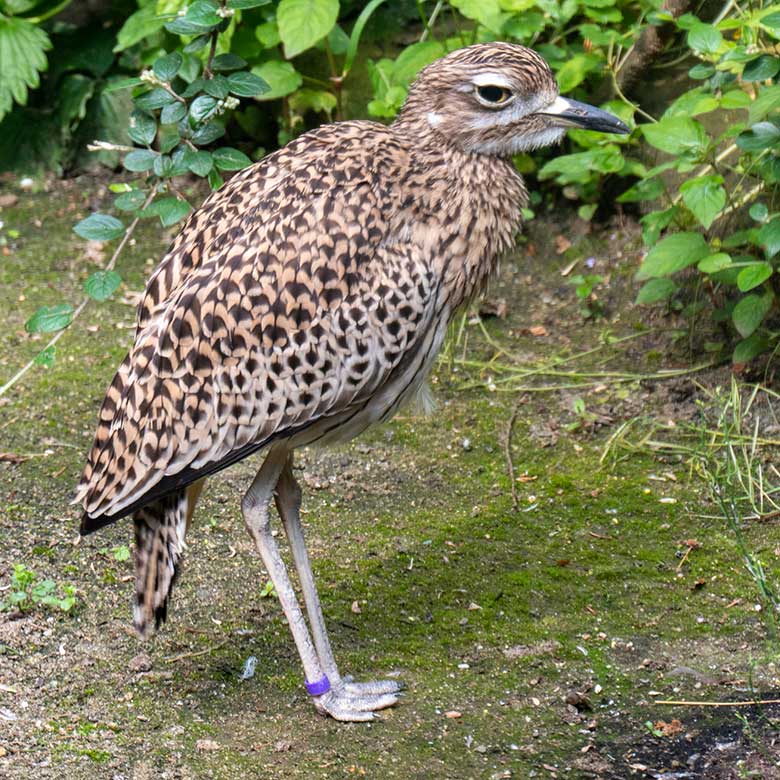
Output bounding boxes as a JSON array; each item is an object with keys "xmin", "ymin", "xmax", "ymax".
[{"xmin": 2, "ymin": 176, "xmax": 780, "ymax": 779}]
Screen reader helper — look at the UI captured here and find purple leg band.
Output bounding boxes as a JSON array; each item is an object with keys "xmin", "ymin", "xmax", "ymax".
[{"xmin": 305, "ymin": 674, "xmax": 331, "ymax": 696}]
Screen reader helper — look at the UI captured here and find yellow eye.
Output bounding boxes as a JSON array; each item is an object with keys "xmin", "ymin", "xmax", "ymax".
[{"xmin": 476, "ymin": 85, "xmax": 512, "ymax": 104}]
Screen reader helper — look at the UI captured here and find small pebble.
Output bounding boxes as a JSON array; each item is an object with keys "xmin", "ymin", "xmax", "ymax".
[{"xmin": 128, "ymin": 653, "xmax": 152, "ymax": 673}]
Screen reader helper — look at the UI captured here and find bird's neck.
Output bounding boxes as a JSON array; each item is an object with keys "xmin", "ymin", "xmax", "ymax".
[{"xmin": 390, "ymin": 132, "xmax": 528, "ymax": 310}]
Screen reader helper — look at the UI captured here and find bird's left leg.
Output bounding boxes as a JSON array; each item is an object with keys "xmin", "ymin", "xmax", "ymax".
[{"xmin": 275, "ymin": 453, "xmax": 402, "ymax": 716}]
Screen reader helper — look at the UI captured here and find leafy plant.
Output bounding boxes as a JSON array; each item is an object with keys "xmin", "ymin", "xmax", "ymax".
[
  {"xmin": 0, "ymin": 0, "xmax": 65, "ymax": 122},
  {"xmin": 568, "ymin": 273, "xmax": 605, "ymax": 319},
  {"xmin": 0, "ymin": 563, "xmax": 77, "ymax": 612},
  {"xmin": 622, "ymin": 8, "xmax": 780, "ymax": 364}
]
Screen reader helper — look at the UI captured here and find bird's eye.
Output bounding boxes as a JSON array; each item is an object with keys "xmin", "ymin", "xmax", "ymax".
[{"xmin": 476, "ymin": 85, "xmax": 512, "ymax": 105}]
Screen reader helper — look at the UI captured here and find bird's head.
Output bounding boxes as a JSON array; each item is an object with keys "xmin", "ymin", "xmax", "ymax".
[{"xmin": 394, "ymin": 42, "xmax": 629, "ymax": 156}]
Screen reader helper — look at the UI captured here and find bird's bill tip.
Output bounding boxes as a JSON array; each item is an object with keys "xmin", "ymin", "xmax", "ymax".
[{"xmin": 540, "ymin": 96, "xmax": 631, "ymax": 135}]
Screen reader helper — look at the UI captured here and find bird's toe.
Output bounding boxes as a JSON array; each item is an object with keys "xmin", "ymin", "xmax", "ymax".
[{"xmin": 342, "ymin": 678, "xmax": 403, "ymax": 697}]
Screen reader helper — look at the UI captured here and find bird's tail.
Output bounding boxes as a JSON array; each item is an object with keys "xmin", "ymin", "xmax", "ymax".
[{"xmin": 132, "ymin": 480, "xmax": 204, "ymax": 638}]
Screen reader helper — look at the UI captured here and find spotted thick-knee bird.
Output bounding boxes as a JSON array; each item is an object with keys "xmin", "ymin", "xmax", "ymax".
[{"xmin": 75, "ymin": 42, "xmax": 628, "ymax": 721}]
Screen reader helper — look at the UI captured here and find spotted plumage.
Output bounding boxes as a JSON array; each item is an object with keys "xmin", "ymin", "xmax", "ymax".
[{"xmin": 75, "ymin": 43, "xmax": 628, "ymax": 721}]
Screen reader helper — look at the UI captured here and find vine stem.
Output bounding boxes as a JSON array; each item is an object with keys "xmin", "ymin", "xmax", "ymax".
[{"xmin": 0, "ymin": 188, "xmax": 157, "ymax": 398}]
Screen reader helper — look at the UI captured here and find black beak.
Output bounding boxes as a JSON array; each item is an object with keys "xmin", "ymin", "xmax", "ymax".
[{"xmin": 539, "ymin": 96, "xmax": 630, "ymax": 135}]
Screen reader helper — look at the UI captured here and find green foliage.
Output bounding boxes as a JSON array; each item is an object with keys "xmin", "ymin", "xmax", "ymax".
[
  {"xmin": 0, "ymin": 13, "xmax": 51, "ymax": 121},
  {"xmin": 0, "ymin": 563, "xmax": 77, "ymax": 612},
  {"xmin": 630, "ymin": 6, "xmax": 780, "ymax": 363}
]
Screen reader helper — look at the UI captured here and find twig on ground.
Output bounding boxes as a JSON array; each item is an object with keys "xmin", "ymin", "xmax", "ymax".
[
  {"xmin": 164, "ymin": 640, "xmax": 228, "ymax": 664},
  {"xmin": 652, "ymin": 698, "xmax": 780, "ymax": 707}
]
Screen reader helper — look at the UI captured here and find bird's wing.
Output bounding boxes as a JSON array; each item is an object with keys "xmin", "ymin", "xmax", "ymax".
[{"xmin": 77, "ymin": 123, "xmax": 439, "ymax": 527}]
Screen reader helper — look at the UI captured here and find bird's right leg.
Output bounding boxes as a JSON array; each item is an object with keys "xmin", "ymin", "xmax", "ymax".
[
  {"xmin": 275, "ymin": 454, "xmax": 401, "ymax": 718},
  {"xmin": 242, "ymin": 446, "xmax": 388, "ymax": 721}
]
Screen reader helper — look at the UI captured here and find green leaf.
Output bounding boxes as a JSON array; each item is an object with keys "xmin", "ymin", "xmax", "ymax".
[
  {"xmin": 679, "ymin": 175, "xmax": 726, "ymax": 229},
  {"xmin": 114, "ymin": 189, "xmax": 146, "ymax": 211},
  {"xmin": 737, "ymin": 262, "xmax": 773, "ymax": 292},
  {"xmin": 183, "ymin": 149, "xmax": 213, "ymax": 176},
  {"xmin": 742, "ymin": 55, "xmax": 780, "ymax": 82},
  {"xmin": 190, "ymin": 121, "xmax": 225, "ymax": 144},
  {"xmin": 635, "ymin": 232, "xmax": 710, "ymax": 280},
  {"xmin": 736, "ymin": 122, "xmax": 780, "ymax": 152},
  {"xmin": 255, "ymin": 20, "xmax": 281, "ymax": 48},
  {"xmin": 748, "ymin": 85, "xmax": 780, "ymax": 124},
  {"xmin": 687, "ymin": 23, "xmax": 722, "ymax": 54},
  {"xmin": 635, "ymin": 278, "xmax": 677, "ymax": 305},
  {"xmin": 640, "ymin": 206, "xmax": 678, "ymax": 246},
  {"xmin": 153, "ymin": 52, "xmax": 183, "ymax": 82},
  {"xmin": 212, "ymin": 146, "xmax": 252, "ymax": 170},
  {"xmin": 616, "ymin": 177, "xmax": 665, "ymax": 204},
  {"xmin": 688, "ymin": 63, "xmax": 714, "ymax": 79},
  {"xmin": 144, "ymin": 196, "xmax": 191, "ymax": 227},
  {"xmin": 25, "ymin": 304, "xmax": 74, "ymax": 334},
  {"xmin": 392, "ymin": 41, "xmax": 445, "ymax": 86},
  {"xmin": 450, "ymin": 0, "xmax": 508, "ymax": 34},
  {"xmin": 184, "ymin": 0, "xmax": 221, "ymax": 27},
  {"xmin": 184, "ymin": 34, "xmax": 211, "ymax": 53},
  {"xmin": 103, "ymin": 76, "xmax": 144, "ymax": 93},
  {"xmin": 733, "ymin": 290, "xmax": 774, "ymax": 338},
  {"xmin": 127, "ymin": 110, "xmax": 157, "ymax": 146},
  {"xmin": 720, "ymin": 90, "xmax": 752, "ymax": 109},
  {"xmin": 697, "ymin": 252, "xmax": 732, "ymax": 273},
  {"xmin": 750, "ymin": 203, "xmax": 769, "ymax": 223},
  {"xmin": 0, "ymin": 16, "xmax": 51, "ymax": 123},
  {"xmin": 733, "ymin": 332, "xmax": 769, "ymax": 364},
  {"xmin": 34, "ymin": 345, "xmax": 56, "ymax": 368},
  {"xmin": 277, "ymin": 0, "xmax": 339, "ymax": 60},
  {"xmin": 538, "ymin": 147, "xmax": 623, "ymax": 184},
  {"xmin": 190, "ymin": 95, "xmax": 218, "ymax": 123},
  {"xmin": 226, "ymin": 71, "xmax": 269, "ymax": 97},
  {"xmin": 555, "ymin": 53, "xmax": 602, "ymax": 93},
  {"xmin": 73, "ymin": 213, "xmax": 125, "ymax": 241},
  {"xmin": 758, "ymin": 218, "xmax": 780, "ymax": 258},
  {"xmin": 251, "ymin": 61, "xmax": 303, "ymax": 100},
  {"xmin": 208, "ymin": 168, "xmax": 224, "ymax": 190},
  {"xmin": 84, "ymin": 270, "xmax": 122, "ymax": 301},
  {"xmin": 160, "ymin": 101, "xmax": 187, "ymax": 124},
  {"xmin": 642, "ymin": 116, "xmax": 708, "ymax": 156},
  {"xmin": 211, "ymin": 53, "xmax": 248, "ymax": 72},
  {"xmin": 204, "ymin": 74, "xmax": 230, "ymax": 99},
  {"xmin": 134, "ymin": 88, "xmax": 177, "ymax": 111},
  {"xmin": 664, "ymin": 89, "xmax": 719, "ymax": 119},
  {"xmin": 123, "ymin": 149, "xmax": 158, "ymax": 172},
  {"xmin": 153, "ymin": 154, "xmax": 175, "ymax": 177},
  {"xmin": 228, "ymin": 0, "xmax": 272, "ymax": 7},
  {"xmin": 114, "ymin": 4, "xmax": 165, "ymax": 52},
  {"xmin": 289, "ymin": 88, "xmax": 337, "ymax": 115}
]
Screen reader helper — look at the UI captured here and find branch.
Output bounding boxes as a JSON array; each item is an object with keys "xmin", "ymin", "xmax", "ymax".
[{"xmin": 0, "ymin": 189, "xmax": 157, "ymax": 398}]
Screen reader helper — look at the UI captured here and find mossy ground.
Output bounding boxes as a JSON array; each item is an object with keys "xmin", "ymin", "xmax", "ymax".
[{"xmin": 1, "ymin": 179, "xmax": 780, "ymax": 779}]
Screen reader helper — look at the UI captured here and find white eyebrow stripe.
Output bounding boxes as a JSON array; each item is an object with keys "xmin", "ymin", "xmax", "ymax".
[{"xmin": 472, "ymin": 72, "xmax": 514, "ymax": 88}]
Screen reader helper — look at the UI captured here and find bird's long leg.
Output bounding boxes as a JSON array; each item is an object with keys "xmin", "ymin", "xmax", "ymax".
[
  {"xmin": 242, "ymin": 446, "xmax": 390, "ymax": 721},
  {"xmin": 275, "ymin": 453, "xmax": 402, "ymax": 715}
]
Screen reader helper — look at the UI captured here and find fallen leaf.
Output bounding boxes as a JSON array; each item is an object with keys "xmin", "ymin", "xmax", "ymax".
[
  {"xmin": 655, "ymin": 719, "xmax": 684, "ymax": 737},
  {"xmin": 555, "ymin": 235, "xmax": 572, "ymax": 254},
  {"xmin": 196, "ymin": 739, "xmax": 220, "ymax": 752},
  {"xmin": 0, "ymin": 453, "xmax": 27, "ymax": 464}
]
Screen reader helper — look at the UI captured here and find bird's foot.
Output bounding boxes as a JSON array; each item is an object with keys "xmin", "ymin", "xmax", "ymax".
[{"xmin": 313, "ymin": 676, "xmax": 402, "ymax": 722}]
